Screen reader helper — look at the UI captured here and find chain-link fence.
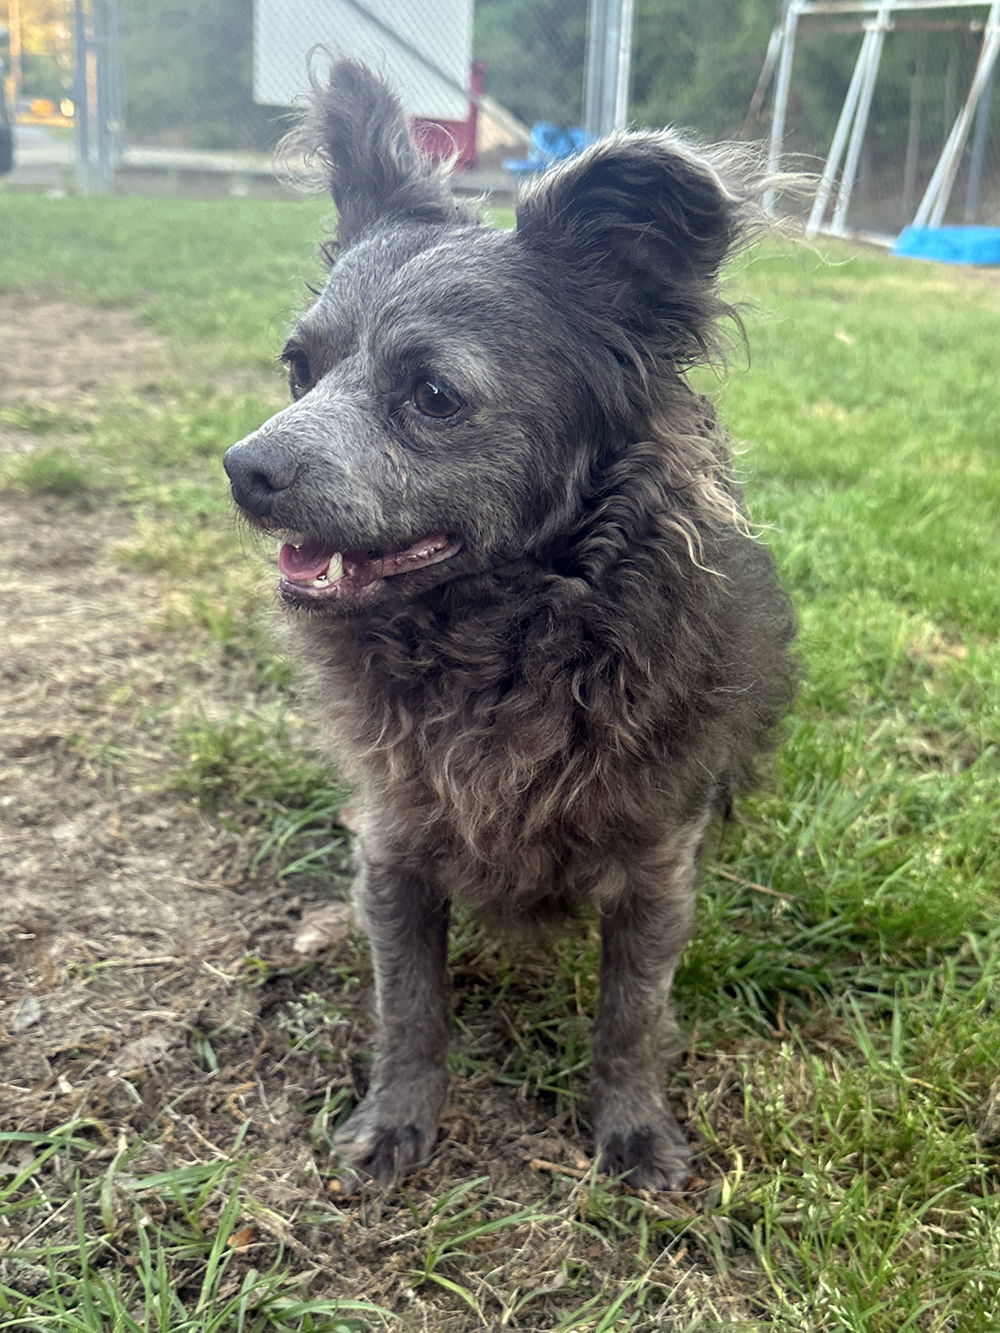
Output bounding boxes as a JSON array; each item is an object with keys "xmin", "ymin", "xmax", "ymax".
[
  {"xmin": 2, "ymin": 0, "xmax": 592, "ymax": 186},
  {"xmin": 3, "ymin": 0, "xmax": 999, "ymax": 241},
  {"xmin": 254, "ymin": 0, "xmax": 525, "ymax": 172}
]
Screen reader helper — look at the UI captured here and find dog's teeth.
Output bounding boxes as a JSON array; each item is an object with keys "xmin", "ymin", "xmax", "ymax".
[{"xmin": 310, "ymin": 554, "xmax": 343, "ymax": 589}]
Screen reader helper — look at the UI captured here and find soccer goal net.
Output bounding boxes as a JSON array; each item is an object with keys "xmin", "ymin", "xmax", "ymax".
[{"xmin": 763, "ymin": 1, "xmax": 1000, "ymax": 241}]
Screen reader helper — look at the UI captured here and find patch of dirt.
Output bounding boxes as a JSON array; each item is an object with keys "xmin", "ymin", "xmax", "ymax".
[
  {"xmin": 0, "ymin": 299, "xmax": 232, "ymax": 972},
  {"xmin": 0, "ymin": 294, "xmax": 175, "ymax": 468},
  {"xmin": 0, "ymin": 309, "xmax": 354, "ymax": 1205},
  {"xmin": 0, "ymin": 295, "xmax": 170, "ymax": 408},
  {"xmin": 0, "ymin": 490, "xmax": 305, "ymax": 1128}
]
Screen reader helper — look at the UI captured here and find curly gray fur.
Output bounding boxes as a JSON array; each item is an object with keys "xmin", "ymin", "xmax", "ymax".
[{"xmin": 224, "ymin": 60, "xmax": 797, "ymax": 1191}]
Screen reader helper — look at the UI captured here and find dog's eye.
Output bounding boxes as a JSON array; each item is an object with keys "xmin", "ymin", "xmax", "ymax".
[
  {"xmin": 282, "ymin": 348, "xmax": 312, "ymax": 399},
  {"xmin": 412, "ymin": 378, "xmax": 463, "ymax": 419}
]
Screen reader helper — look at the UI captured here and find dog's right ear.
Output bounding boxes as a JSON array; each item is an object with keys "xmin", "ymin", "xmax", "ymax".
[{"xmin": 300, "ymin": 60, "xmax": 465, "ymax": 246}]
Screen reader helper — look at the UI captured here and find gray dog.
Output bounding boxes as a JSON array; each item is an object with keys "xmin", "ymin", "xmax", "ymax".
[{"xmin": 224, "ymin": 61, "xmax": 796, "ymax": 1190}]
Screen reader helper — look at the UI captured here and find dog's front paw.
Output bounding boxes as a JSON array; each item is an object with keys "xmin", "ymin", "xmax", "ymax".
[
  {"xmin": 333, "ymin": 1077, "xmax": 445, "ymax": 1185},
  {"xmin": 596, "ymin": 1113, "xmax": 692, "ymax": 1191},
  {"xmin": 334, "ymin": 1113, "xmax": 433, "ymax": 1184}
]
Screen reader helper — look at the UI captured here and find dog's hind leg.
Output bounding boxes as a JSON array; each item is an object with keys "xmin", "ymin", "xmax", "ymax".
[
  {"xmin": 590, "ymin": 818, "xmax": 708, "ymax": 1190},
  {"xmin": 333, "ymin": 859, "xmax": 450, "ymax": 1184}
]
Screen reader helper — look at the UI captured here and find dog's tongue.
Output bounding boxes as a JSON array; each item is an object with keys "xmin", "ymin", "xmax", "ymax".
[{"xmin": 279, "ymin": 538, "xmax": 337, "ymax": 581}]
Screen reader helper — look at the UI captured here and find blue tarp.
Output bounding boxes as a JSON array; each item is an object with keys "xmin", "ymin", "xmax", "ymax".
[
  {"xmin": 893, "ymin": 226, "xmax": 1000, "ymax": 266},
  {"xmin": 504, "ymin": 123, "xmax": 593, "ymax": 175}
]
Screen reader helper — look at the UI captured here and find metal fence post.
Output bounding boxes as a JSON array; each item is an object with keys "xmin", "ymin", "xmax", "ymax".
[
  {"xmin": 95, "ymin": 0, "xmax": 110, "ymax": 191},
  {"xmin": 584, "ymin": 0, "xmax": 634, "ymax": 138},
  {"xmin": 764, "ymin": 0, "xmax": 799, "ymax": 214},
  {"xmin": 829, "ymin": 7, "xmax": 891, "ymax": 236},
  {"xmin": 73, "ymin": 0, "xmax": 91, "ymax": 192},
  {"xmin": 74, "ymin": 0, "xmax": 122, "ymax": 193}
]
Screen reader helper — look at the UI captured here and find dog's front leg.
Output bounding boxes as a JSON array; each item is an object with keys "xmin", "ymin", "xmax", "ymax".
[
  {"xmin": 334, "ymin": 858, "xmax": 450, "ymax": 1184},
  {"xmin": 590, "ymin": 828, "xmax": 704, "ymax": 1190}
]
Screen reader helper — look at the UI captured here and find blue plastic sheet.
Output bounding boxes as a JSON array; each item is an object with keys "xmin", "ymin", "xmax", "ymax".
[
  {"xmin": 504, "ymin": 123, "xmax": 593, "ymax": 175},
  {"xmin": 893, "ymin": 226, "xmax": 1000, "ymax": 266}
]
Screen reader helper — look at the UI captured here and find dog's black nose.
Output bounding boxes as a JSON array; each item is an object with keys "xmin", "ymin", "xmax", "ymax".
[{"xmin": 223, "ymin": 439, "xmax": 298, "ymax": 518}]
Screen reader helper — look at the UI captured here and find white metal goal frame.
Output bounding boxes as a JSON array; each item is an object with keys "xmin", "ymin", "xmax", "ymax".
[{"xmin": 763, "ymin": 0, "xmax": 1000, "ymax": 239}]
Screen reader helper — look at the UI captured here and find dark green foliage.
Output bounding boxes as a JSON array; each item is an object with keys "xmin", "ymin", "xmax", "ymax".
[
  {"xmin": 119, "ymin": 0, "xmax": 280, "ymax": 150},
  {"xmin": 630, "ymin": 0, "xmax": 775, "ymax": 137},
  {"xmin": 19, "ymin": 49, "xmax": 70, "ymax": 102},
  {"xmin": 475, "ymin": 0, "xmax": 588, "ymax": 125},
  {"xmin": 473, "ymin": 0, "xmax": 777, "ymax": 135}
]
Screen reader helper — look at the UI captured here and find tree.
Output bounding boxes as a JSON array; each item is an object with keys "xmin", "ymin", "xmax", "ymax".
[
  {"xmin": 120, "ymin": 0, "xmax": 277, "ymax": 149},
  {"xmin": 630, "ymin": 0, "xmax": 776, "ymax": 137},
  {"xmin": 7, "ymin": 0, "xmax": 74, "ymax": 101},
  {"xmin": 474, "ymin": 0, "xmax": 587, "ymax": 126},
  {"xmin": 473, "ymin": 0, "xmax": 779, "ymax": 136}
]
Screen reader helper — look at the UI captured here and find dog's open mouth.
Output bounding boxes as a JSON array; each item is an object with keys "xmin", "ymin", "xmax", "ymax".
[{"xmin": 277, "ymin": 532, "xmax": 461, "ymax": 604}]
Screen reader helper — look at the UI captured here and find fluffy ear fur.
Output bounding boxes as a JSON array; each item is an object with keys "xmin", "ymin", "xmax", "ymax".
[
  {"xmin": 515, "ymin": 133, "xmax": 761, "ymax": 363},
  {"xmin": 295, "ymin": 59, "xmax": 471, "ymax": 246}
]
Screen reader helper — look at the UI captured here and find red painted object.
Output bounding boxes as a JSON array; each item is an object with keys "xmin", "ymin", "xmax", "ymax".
[{"xmin": 410, "ymin": 61, "xmax": 484, "ymax": 171}]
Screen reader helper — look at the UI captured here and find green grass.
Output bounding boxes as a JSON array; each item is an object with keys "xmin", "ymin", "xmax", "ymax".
[
  {"xmin": 0, "ymin": 195, "xmax": 329, "ymax": 365},
  {"xmin": 0, "ymin": 1125, "xmax": 395, "ymax": 1332},
  {"xmin": 1, "ymin": 193, "xmax": 997, "ymax": 1331},
  {"xmin": 7, "ymin": 447, "xmax": 95, "ymax": 496}
]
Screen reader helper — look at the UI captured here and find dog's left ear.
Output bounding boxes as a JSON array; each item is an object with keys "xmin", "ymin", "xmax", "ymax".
[{"xmin": 515, "ymin": 133, "xmax": 756, "ymax": 358}]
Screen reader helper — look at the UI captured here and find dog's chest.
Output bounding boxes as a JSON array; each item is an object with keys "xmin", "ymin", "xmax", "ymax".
[{"xmin": 311, "ymin": 605, "xmax": 668, "ymax": 906}]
